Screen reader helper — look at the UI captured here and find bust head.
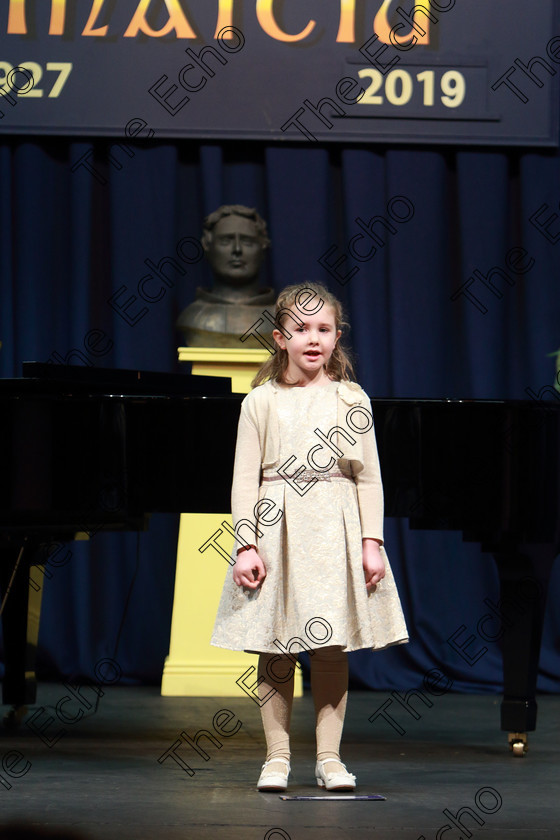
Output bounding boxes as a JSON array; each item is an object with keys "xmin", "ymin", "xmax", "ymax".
[
  {"xmin": 201, "ymin": 205, "xmax": 270, "ymax": 291},
  {"xmin": 176, "ymin": 204, "xmax": 275, "ymax": 346}
]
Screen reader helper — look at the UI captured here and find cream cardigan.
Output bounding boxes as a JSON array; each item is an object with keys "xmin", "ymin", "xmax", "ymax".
[{"xmin": 230, "ymin": 378, "xmax": 385, "ymax": 555}]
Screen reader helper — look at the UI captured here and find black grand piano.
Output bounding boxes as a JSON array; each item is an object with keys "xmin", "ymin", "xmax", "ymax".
[
  {"xmin": 0, "ymin": 363, "xmax": 238, "ymax": 725},
  {"xmin": 0, "ymin": 364, "xmax": 558, "ymax": 756}
]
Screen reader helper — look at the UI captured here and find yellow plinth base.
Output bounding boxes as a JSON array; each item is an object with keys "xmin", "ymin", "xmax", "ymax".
[
  {"xmin": 162, "ymin": 348, "xmax": 302, "ymax": 698},
  {"xmin": 178, "ymin": 346, "xmax": 271, "ymax": 393}
]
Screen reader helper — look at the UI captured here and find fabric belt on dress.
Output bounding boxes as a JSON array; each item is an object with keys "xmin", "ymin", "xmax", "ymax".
[{"xmin": 261, "ymin": 469, "xmax": 353, "ymax": 483}]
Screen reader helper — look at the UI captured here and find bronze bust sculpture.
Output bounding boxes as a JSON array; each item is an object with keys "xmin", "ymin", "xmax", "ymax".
[{"xmin": 176, "ymin": 205, "xmax": 276, "ymax": 348}]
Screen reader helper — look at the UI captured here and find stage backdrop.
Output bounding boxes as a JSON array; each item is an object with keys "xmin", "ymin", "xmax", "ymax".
[
  {"xmin": 0, "ymin": 132, "xmax": 559, "ymax": 698},
  {"xmin": 0, "ymin": 0, "xmax": 559, "ymax": 145}
]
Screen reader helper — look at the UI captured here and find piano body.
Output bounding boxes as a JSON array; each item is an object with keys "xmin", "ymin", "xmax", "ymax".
[
  {"xmin": 0, "ymin": 363, "xmax": 240, "ymax": 725},
  {"xmin": 0, "ymin": 366, "xmax": 558, "ymax": 755},
  {"xmin": 373, "ymin": 397, "xmax": 559, "ymax": 756}
]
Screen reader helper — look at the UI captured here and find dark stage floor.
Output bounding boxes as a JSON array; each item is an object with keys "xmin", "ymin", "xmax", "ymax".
[{"xmin": 0, "ymin": 686, "xmax": 558, "ymax": 839}]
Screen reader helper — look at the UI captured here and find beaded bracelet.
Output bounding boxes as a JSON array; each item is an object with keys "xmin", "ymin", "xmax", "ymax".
[{"xmin": 236, "ymin": 544, "xmax": 257, "ymax": 556}]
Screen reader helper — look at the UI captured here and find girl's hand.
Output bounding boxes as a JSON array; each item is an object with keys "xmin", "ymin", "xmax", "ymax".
[
  {"xmin": 362, "ymin": 538, "xmax": 385, "ymax": 591},
  {"xmin": 233, "ymin": 548, "xmax": 267, "ymax": 589}
]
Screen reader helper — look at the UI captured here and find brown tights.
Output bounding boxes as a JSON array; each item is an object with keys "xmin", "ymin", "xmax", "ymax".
[{"xmin": 257, "ymin": 646, "xmax": 348, "ymax": 776}]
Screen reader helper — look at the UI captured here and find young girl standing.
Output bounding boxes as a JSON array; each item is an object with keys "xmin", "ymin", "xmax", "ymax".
[{"xmin": 211, "ymin": 281, "xmax": 408, "ymax": 791}]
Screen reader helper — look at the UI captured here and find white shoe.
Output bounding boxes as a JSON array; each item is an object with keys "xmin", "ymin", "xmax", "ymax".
[
  {"xmin": 257, "ymin": 757, "xmax": 291, "ymax": 791},
  {"xmin": 315, "ymin": 758, "xmax": 356, "ymax": 790}
]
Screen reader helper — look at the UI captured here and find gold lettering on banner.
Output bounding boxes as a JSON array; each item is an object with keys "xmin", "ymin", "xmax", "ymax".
[
  {"xmin": 4, "ymin": 0, "xmax": 434, "ymax": 44},
  {"xmin": 374, "ymin": 0, "xmax": 431, "ymax": 47},
  {"xmin": 7, "ymin": 0, "xmax": 26, "ymax": 34},
  {"xmin": 49, "ymin": 0, "xmax": 67, "ymax": 35},
  {"xmin": 256, "ymin": 0, "xmax": 316, "ymax": 43},
  {"xmin": 8, "ymin": 0, "xmax": 72, "ymax": 36},
  {"xmin": 82, "ymin": 0, "xmax": 109, "ymax": 37},
  {"xmin": 214, "ymin": 0, "xmax": 234, "ymax": 39},
  {"xmin": 123, "ymin": 0, "xmax": 197, "ymax": 38},
  {"xmin": 337, "ymin": 0, "xmax": 356, "ymax": 43}
]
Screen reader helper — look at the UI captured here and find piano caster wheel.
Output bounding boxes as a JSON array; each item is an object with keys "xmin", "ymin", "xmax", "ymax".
[
  {"xmin": 3, "ymin": 705, "xmax": 28, "ymax": 730},
  {"xmin": 508, "ymin": 732, "xmax": 528, "ymax": 757}
]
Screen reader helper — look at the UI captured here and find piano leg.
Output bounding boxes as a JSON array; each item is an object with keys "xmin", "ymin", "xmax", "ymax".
[
  {"xmin": 494, "ymin": 546, "xmax": 556, "ymax": 756},
  {"xmin": 0, "ymin": 540, "xmax": 43, "ymax": 720}
]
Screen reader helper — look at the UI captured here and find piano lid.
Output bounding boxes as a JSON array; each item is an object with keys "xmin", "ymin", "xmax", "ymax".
[{"xmin": 9, "ymin": 362, "xmax": 233, "ymax": 397}]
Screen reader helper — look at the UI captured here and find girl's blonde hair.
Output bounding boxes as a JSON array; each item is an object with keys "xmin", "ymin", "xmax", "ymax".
[{"xmin": 251, "ymin": 282, "xmax": 356, "ymax": 388}]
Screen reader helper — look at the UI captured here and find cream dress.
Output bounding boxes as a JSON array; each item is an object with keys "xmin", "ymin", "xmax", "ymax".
[{"xmin": 211, "ymin": 379, "xmax": 409, "ymax": 654}]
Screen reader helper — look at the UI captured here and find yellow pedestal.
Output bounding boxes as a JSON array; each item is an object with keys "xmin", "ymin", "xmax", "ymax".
[
  {"xmin": 177, "ymin": 346, "xmax": 270, "ymax": 393},
  {"xmin": 161, "ymin": 348, "xmax": 303, "ymax": 697}
]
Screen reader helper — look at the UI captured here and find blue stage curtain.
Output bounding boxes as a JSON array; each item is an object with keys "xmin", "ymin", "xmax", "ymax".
[{"xmin": 0, "ymin": 135, "xmax": 559, "ymax": 692}]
